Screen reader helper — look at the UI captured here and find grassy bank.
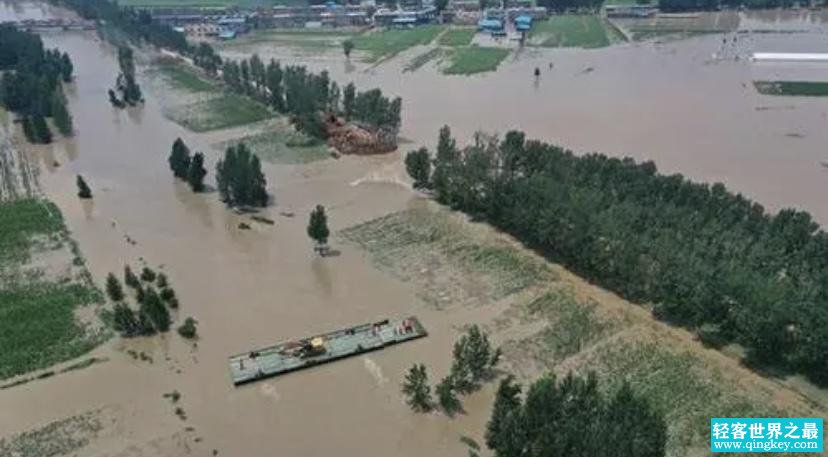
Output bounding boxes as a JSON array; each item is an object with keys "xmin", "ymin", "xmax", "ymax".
[
  {"xmin": 443, "ymin": 46, "xmax": 509, "ymax": 75},
  {"xmin": 438, "ymin": 27, "xmax": 477, "ymax": 46},
  {"xmin": 754, "ymin": 80, "xmax": 828, "ymax": 97},
  {"xmin": 149, "ymin": 63, "xmax": 217, "ymax": 93},
  {"xmin": 404, "ymin": 47, "xmax": 445, "ymax": 72},
  {"xmin": 352, "ymin": 25, "xmax": 445, "ymax": 61},
  {"xmin": 529, "ymin": 14, "xmax": 617, "ymax": 48},
  {"xmin": 0, "ymin": 199, "xmax": 105, "ymax": 381}
]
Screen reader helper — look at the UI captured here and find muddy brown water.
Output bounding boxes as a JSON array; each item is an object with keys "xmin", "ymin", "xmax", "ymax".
[{"xmin": 0, "ymin": 3, "xmax": 827, "ymax": 456}]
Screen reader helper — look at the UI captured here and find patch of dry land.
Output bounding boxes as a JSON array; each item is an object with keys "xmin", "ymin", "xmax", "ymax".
[{"xmin": 340, "ymin": 202, "xmax": 827, "ymax": 457}]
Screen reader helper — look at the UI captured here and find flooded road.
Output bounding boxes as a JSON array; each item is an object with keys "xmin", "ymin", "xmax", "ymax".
[{"xmin": 1, "ymin": 3, "xmax": 827, "ymax": 456}]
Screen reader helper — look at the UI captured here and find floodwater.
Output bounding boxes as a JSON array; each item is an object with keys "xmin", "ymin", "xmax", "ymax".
[
  {"xmin": 220, "ymin": 10, "xmax": 828, "ymax": 224},
  {"xmin": 1, "ymin": 3, "xmax": 827, "ymax": 456}
]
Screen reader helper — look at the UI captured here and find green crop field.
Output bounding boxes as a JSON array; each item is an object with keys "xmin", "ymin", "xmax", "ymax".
[
  {"xmin": 0, "ymin": 199, "xmax": 105, "ymax": 381},
  {"xmin": 754, "ymin": 81, "xmax": 828, "ymax": 97},
  {"xmin": 529, "ymin": 14, "xmax": 618, "ymax": 48},
  {"xmin": 166, "ymin": 93, "xmax": 274, "ymax": 132},
  {"xmin": 443, "ymin": 46, "xmax": 509, "ymax": 75},
  {"xmin": 438, "ymin": 27, "xmax": 477, "ymax": 46},
  {"xmin": 352, "ymin": 25, "xmax": 445, "ymax": 62},
  {"xmin": 150, "ymin": 63, "xmax": 217, "ymax": 93},
  {"xmin": 217, "ymin": 126, "xmax": 331, "ymax": 164}
]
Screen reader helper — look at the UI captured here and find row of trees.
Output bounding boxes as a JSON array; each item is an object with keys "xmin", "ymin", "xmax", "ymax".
[
  {"xmin": 108, "ymin": 46, "xmax": 142, "ymax": 108},
  {"xmin": 53, "ymin": 0, "xmax": 403, "ymax": 147},
  {"xmin": 402, "ymin": 325, "xmax": 500, "ymax": 414},
  {"xmin": 109, "ymin": 265, "xmax": 177, "ymax": 337},
  {"xmin": 216, "ymin": 143, "xmax": 268, "ymax": 208},
  {"xmin": 0, "ymin": 25, "xmax": 74, "ymax": 143},
  {"xmin": 660, "ymin": 0, "xmax": 797, "ymax": 11},
  {"xmin": 536, "ymin": 0, "xmax": 605, "ymax": 13},
  {"xmin": 220, "ymin": 54, "xmax": 402, "ymax": 141},
  {"xmin": 485, "ymin": 373, "xmax": 666, "ymax": 457},
  {"xmin": 168, "ymin": 138, "xmax": 207, "ymax": 192},
  {"xmin": 406, "ymin": 127, "xmax": 828, "ymax": 385}
]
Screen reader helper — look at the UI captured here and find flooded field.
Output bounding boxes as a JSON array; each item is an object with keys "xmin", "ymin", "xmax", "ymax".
[
  {"xmin": 219, "ymin": 9, "xmax": 828, "ymax": 224},
  {"xmin": 0, "ymin": 2, "xmax": 827, "ymax": 457}
]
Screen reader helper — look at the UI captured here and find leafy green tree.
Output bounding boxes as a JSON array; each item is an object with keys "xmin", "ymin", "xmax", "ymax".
[
  {"xmin": 141, "ymin": 287, "xmax": 170, "ymax": 332},
  {"xmin": 168, "ymin": 138, "xmax": 191, "ymax": 179},
  {"xmin": 405, "ymin": 148, "xmax": 431, "ymax": 189},
  {"xmin": 342, "ymin": 82, "xmax": 355, "ymax": 120},
  {"xmin": 177, "ymin": 317, "xmax": 198, "ymax": 339},
  {"xmin": 112, "ymin": 303, "xmax": 140, "ymax": 337},
  {"xmin": 215, "ymin": 143, "xmax": 268, "ymax": 207},
  {"xmin": 160, "ymin": 287, "xmax": 176, "ymax": 303},
  {"xmin": 124, "ymin": 265, "xmax": 140, "ymax": 289},
  {"xmin": 156, "ymin": 273, "xmax": 168, "ymax": 289},
  {"xmin": 307, "ymin": 204, "xmax": 330, "ymax": 253},
  {"xmin": 51, "ymin": 88, "xmax": 73, "ymax": 136},
  {"xmin": 431, "ymin": 125, "xmax": 459, "ymax": 203},
  {"xmin": 435, "ymin": 0, "xmax": 449, "ymax": 12},
  {"xmin": 60, "ymin": 52, "xmax": 73, "ymax": 82},
  {"xmin": 402, "ymin": 363, "xmax": 432, "ymax": 412},
  {"xmin": 76, "ymin": 175, "xmax": 92, "ymax": 199},
  {"xmin": 450, "ymin": 325, "xmax": 498, "ymax": 393},
  {"xmin": 187, "ymin": 152, "xmax": 207, "ymax": 192},
  {"xmin": 342, "ymin": 39, "xmax": 355, "ymax": 58},
  {"xmin": 106, "ymin": 272, "xmax": 125, "ymax": 302},
  {"xmin": 436, "ymin": 375, "xmax": 461, "ymax": 415},
  {"xmin": 485, "ymin": 373, "xmax": 666, "ymax": 457},
  {"xmin": 140, "ymin": 266, "xmax": 156, "ymax": 283},
  {"xmin": 32, "ymin": 114, "xmax": 52, "ymax": 144},
  {"xmin": 485, "ymin": 375, "xmax": 521, "ymax": 451}
]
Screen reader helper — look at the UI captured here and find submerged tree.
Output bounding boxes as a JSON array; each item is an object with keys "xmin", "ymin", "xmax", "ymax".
[
  {"xmin": 405, "ymin": 147, "xmax": 431, "ymax": 189},
  {"xmin": 76, "ymin": 175, "xmax": 92, "ymax": 199},
  {"xmin": 106, "ymin": 272, "xmax": 125, "ymax": 302},
  {"xmin": 112, "ymin": 303, "xmax": 141, "ymax": 337},
  {"xmin": 485, "ymin": 375, "xmax": 522, "ymax": 451},
  {"xmin": 342, "ymin": 39, "xmax": 354, "ymax": 59},
  {"xmin": 402, "ymin": 363, "xmax": 432, "ymax": 412},
  {"xmin": 449, "ymin": 325, "xmax": 499, "ymax": 393},
  {"xmin": 140, "ymin": 287, "xmax": 170, "ymax": 332},
  {"xmin": 436, "ymin": 375, "xmax": 461, "ymax": 415},
  {"xmin": 51, "ymin": 88, "xmax": 73, "ymax": 136},
  {"xmin": 140, "ymin": 266, "xmax": 156, "ymax": 283},
  {"xmin": 177, "ymin": 317, "xmax": 198, "ymax": 339},
  {"xmin": 187, "ymin": 152, "xmax": 207, "ymax": 192},
  {"xmin": 111, "ymin": 46, "xmax": 142, "ymax": 107},
  {"xmin": 215, "ymin": 143, "xmax": 268, "ymax": 207},
  {"xmin": 307, "ymin": 204, "xmax": 330, "ymax": 254},
  {"xmin": 124, "ymin": 265, "xmax": 140, "ymax": 289},
  {"xmin": 168, "ymin": 138, "xmax": 191, "ymax": 179}
]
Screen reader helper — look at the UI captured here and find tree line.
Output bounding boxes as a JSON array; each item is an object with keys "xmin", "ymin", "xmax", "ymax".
[
  {"xmin": 406, "ymin": 127, "xmax": 828, "ymax": 386},
  {"xmin": 402, "ymin": 325, "xmax": 501, "ymax": 415},
  {"xmin": 0, "ymin": 24, "xmax": 74, "ymax": 143},
  {"xmin": 485, "ymin": 373, "xmax": 666, "ymax": 457},
  {"xmin": 51, "ymin": 0, "xmax": 403, "ymax": 146},
  {"xmin": 220, "ymin": 54, "xmax": 401, "ymax": 141},
  {"xmin": 536, "ymin": 0, "xmax": 604, "ymax": 13},
  {"xmin": 108, "ymin": 46, "xmax": 143, "ymax": 108}
]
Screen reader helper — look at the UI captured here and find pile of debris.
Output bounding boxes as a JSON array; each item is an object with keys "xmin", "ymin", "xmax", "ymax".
[{"xmin": 324, "ymin": 115, "xmax": 397, "ymax": 156}]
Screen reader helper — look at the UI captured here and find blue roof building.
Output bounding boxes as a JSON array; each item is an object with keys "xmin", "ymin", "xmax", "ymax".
[
  {"xmin": 478, "ymin": 18, "xmax": 503, "ymax": 32},
  {"xmin": 514, "ymin": 14, "xmax": 532, "ymax": 31}
]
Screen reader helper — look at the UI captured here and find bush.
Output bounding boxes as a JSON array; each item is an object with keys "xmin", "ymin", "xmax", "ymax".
[{"xmin": 178, "ymin": 317, "xmax": 198, "ymax": 339}]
